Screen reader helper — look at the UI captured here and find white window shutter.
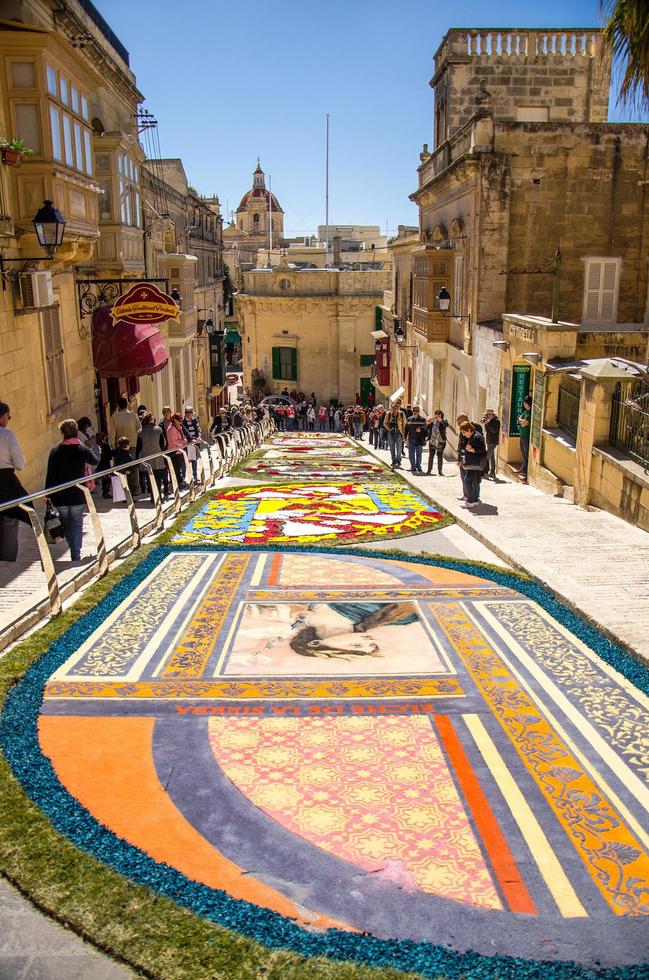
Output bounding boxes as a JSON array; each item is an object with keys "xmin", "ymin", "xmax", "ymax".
[
  {"xmin": 584, "ymin": 260, "xmax": 602, "ymax": 321},
  {"xmin": 599, "ymin": 261, "xmax": 618, "ymax": 321},
  {"xmin": 583, "ymin": 259, "xmax": 619, "ymax": 324}
]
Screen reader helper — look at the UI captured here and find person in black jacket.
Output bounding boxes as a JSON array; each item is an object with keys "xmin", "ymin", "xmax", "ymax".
[
  {"xmin": 425, "ymin": 410, "xmax": 448, "ymax": 475},
  {"xmin": 459, "ymin": 421, "xmax": 486, "ymax": 507},
  {"xmin": 456, "ymin": 413, "xmax": 484, "ymax": 500},
  {"xmin": 45, "ymin": 418, "xmax": 100, "ymax": 560},
  {"xmin": 482, "ymin": 409, "xmax": 501, "ymax": 479}
]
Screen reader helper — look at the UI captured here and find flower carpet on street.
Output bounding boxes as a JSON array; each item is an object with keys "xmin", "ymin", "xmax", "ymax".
[
  {"xmin": 173, "ymin": 481, "xmax": 450, "ymax": 545},
  {"xmin": 5, "ymin": 547, "xmax": 649, "ymax": 978},
  {"xmin": 240, "ymin": 455, "xmax": 384, "ymax": 479}
]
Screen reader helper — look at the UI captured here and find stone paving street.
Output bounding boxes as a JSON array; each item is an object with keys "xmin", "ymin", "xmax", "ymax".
[{"xmin": 0, "ymin": 877, "xmax": 132, "ymax": 979}]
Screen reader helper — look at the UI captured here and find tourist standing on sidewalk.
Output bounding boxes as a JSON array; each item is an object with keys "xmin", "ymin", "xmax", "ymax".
[
  {"xmin": 182, "ymin": 406, "xmax": 203, "ymax": 483},
  {"xmin": 426, "ymin": 410, "xmax": 448, "ymax": 475},
  {"xmin": 0, "ymin": 402, "xmax": 31, "ymax": 562},
  {"xmin": 45, "ymin": 419, "xmax": 100, "ymax": 561},
  {"xmin": 458, "ymin": 421, "xmax": 486, "ymax": 508},
  {"xmin": 385, "ymin": 400, "xmax": 407, "ymax": 469},
  {"xmin": 95, "ymin": 432, "xmax": 113, "ymax": 499},
  {"xmin": 456, "ymin": 414, "xmax": 484, "ymax": 500},
  {"xmin": 517, "ymin": 396, "xmax": 532, "ymax": 483},
  {"xmin": 166, "ymin": 413, "xmax": 188, "ymax": 488},
  {"xmin": 405, "ymin": 406, "xmax": 427, "ymax": 473},
  {"xmin": 136, "ymin": 413, "xmax": 166, "ymax": 501},
  {"xmin": 483, "ymin": 409, "xmax": 501, "ymax": 479},
  {"xmin": 76, "ymin": 417, "xmax": 95, "ymax": 447},
  {"xmin": 352, "ymin": 405, "xmax": 365, "ymax": 440},
  {"xmin": 307, "ymin": 404, "xmax": 316, "ymax": 431},
  {"xmin": 108, "ymin": 398, "xmax": 141, "ymax": 496}
]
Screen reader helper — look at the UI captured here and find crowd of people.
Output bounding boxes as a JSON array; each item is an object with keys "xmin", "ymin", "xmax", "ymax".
[
  {"xmin": 0, "ymin": 398, "xmax": 266, "ymax": 564},
  {"xmin": 0, "ymin": 388, "xmax": 532, "ymax": 563},
  {"xmin": 369, "ymin": 397, "xmax": 531, "ymax": 508}
]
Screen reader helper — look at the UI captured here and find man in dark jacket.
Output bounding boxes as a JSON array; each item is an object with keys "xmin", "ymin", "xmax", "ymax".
[
  {"xmin": 45, "ymin": 418, "xmax": 99, "ymax": 560},
  {"xmin": 483, "ymin": 409, "xmax": 501, "ymax": 479},
  {"xmin": 404, "ymin": 406, "xmax": 428, "ymax": 473}
]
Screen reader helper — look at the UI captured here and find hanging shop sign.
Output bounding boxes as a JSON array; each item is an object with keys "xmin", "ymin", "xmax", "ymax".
[
  {"xmin": 508, "ymin": 364, "xmax": 531, "ymax": 437},
  {"xmin": 111, "ymin": 282, "xmax": 180, "ymax": 325}
]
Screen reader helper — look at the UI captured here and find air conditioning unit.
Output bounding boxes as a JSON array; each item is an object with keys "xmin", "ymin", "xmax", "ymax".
[{"xmin": 19, "ymin": 271, "xmax": 54, "ymax": 308}]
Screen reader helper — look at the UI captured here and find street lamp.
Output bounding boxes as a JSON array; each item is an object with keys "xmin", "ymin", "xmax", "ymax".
[
  {"xmin": 393, "ymin": 322, "xmax": 418, "ymax": 357},
  {"xmin": 196, "ymin": 308, "xmax": 214, "ymax": 336},
  {"xmin": 0, "ymin": 200, "xmax": 67, "ymax": 283},
  {"xmin": 436, "ymin": 286, "xmax": 471, "ymax": 327},
  {"xmin": 33, "ymin": 200, "xmax": 66, "ymax": 258},
  {"xmin": 436, "ymin": 287, "xmax": 451, "ymax": 313}
]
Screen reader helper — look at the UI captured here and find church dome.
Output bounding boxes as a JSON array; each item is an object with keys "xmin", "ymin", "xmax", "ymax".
[{"xmin": 236, "ymin": 160, "xmax": 283, "ymax": 213}]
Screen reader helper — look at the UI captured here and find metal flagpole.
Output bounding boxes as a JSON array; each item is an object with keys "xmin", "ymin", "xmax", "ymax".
[
  {"xmin": 268, "ymin": 173, "xmax": 273, "ymax": 262},
  {"xmin": 325, "ymin": 113, "xmax": 329, "ymax": 266}
]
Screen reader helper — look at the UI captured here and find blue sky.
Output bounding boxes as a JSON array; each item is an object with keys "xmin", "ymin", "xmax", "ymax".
[{"xmin": 101, "ymin": 0, "xmax": 638, "ymax": 236}]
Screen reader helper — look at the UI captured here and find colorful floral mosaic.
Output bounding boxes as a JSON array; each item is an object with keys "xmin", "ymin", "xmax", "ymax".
[
  {"xmin": 241, "ymin": 457, "xmax": 384, "ymax": 478},
  {"xmin": 173, "ymin": 482, "xmax": 450, "ymax": 545},
  {"xmin": 3, "ymin": 548, "xmax": 647, "ymax": 978}
]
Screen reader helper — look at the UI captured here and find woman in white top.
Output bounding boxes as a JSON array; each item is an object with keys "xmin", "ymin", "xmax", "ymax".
[{"xmin": 0, "ymin": 402, "xmax": 29, "ymax": 562}]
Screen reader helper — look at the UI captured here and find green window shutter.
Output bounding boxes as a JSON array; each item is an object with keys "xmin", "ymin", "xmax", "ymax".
[
  {"xmin": 272, "ymin": 347, "xmax": 280, "ymax": 380},
  {"xmin": 360, "ymin": 353, "xmax": 375, "ymax": 366},
  {"xmin": 375, "ymin": 306, "xmax": 383, "ymax": 330},
  {"xmin": 290, "ymin": 348, "xmax": 297, "ymax": 381}
]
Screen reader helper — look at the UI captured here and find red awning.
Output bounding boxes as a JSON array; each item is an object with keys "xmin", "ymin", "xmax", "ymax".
[{"xmin": 92, "ymin": 303, "xmax": 169, "ymax": 378}]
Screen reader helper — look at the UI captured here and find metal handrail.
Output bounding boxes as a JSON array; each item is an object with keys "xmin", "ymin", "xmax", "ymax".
[
  {"xmin": 0, "ymin": 418, "xmax": 274, "ymax": 637},
  {"xmin": 0, "ymin": 422, "xmax": 266, "ymax": 512}
]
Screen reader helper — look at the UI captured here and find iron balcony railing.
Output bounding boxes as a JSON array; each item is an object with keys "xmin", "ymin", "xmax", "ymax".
[
  {"xmin": 557, "ymin": 381, "xmax": 580, "ymax": 438},
  {"xmin": 0, "ymin": 418, "xmax": 273, "ymax": 646},
  {"xmin": 609, "ymin": 382, "xmax": 649, "ymax": 472}
]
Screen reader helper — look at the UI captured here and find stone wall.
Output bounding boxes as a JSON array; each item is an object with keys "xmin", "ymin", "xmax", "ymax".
[{"xmin": 432, "ymin": 28, "xmax": 610, "ymax": 146}]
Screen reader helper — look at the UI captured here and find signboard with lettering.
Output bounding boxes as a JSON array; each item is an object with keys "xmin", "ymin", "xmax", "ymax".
[
  {"xmin": 501, "ymin": 368, "xmax": 511, "ymax": 437},
  {"xmin": 509, "ymin": 364, "xmax": 531, "ymax": 437},
  {"xmin": 531, "ymin": 371, "xmax": 545, "ymax": 449},
  {"xmin": 111, "ymin": 283, "xmax": 180, "ymax": 325}
]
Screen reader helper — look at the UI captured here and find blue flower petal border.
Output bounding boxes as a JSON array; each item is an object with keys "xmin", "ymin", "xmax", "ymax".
[{"xmin": 1, "ymin": 543, "xmax": 648, "ymax": 980}]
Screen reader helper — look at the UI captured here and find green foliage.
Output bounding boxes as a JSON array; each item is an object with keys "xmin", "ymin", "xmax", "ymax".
[
  {"xmin": 5, "ymin": 138, "xmax": 33, "ymax": 154},
  {"xmin": 601, "ymin": 0, "xmax": 649, "ymax": 111}
]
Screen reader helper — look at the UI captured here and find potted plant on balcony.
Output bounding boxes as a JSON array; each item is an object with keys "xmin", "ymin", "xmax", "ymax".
[{"xmin": 1, "ymin": 139, "xmax": 33, "ymax": 168}]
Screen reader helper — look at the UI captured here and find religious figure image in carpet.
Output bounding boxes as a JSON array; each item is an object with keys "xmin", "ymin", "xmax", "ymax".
[{"xmin": 224, "ymin": 600, "xmax": 446, "ymax": 673}]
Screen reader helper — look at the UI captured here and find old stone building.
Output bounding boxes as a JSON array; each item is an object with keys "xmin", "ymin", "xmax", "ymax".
[
  {"xmin": 402, "ymin": 27, "xmax": 649, "ymax": 525},
  {"xmin": 0, "ymin": 0, "xmax": 226, "ymax": 493},
  {"xmin": 141, "ymin": 158, "xmax": 224, "ymax": 425},
  {"xmin": 0, "ymin": 0, "xmax": 142, "ymax": 488},
  {"xmin": 237, "ymin": 262, "xmax": 390, "ymax": 405}
]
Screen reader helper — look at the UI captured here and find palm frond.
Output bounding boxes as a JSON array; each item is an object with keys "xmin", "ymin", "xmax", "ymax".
[{"xmin": 601, "ymin": 0, "xmax": 649, "ymax": 111}]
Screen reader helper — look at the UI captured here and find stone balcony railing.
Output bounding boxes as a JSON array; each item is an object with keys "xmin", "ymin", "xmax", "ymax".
[
  {"xmin": 434, "ymin": 28, "xmax": 603, "ymax": 73},
  {"xmin": 418, "ymin": 116, "xmax": 489, "ymax": 188}
]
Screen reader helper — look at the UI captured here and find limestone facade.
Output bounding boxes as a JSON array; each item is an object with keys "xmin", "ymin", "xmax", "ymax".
[
  {"xmin": 0, "ymin": 1, "xmax": 225, "ymax": 493},
  {"xmin": 401, "ymin": 26, "xmax": 649, "ymax": 522},
  {"xmin": 237, "ymin": 266, "xmax": 390, "ymax": 404},
  {"xmin": 0, "ymin": 0, "xmax": 139, "ymax": 490}
]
